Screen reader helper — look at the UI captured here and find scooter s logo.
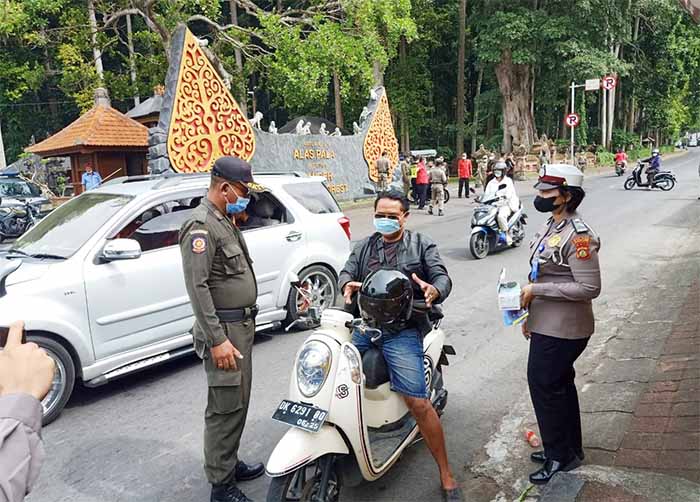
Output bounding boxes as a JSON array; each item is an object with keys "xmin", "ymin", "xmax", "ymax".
[{"xmin": 335, "ymin": 384, "xmax": 349, "ymax": 399}]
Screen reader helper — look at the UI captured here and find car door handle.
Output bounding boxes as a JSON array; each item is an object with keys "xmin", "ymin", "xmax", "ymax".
[{"xmin": 286, "ymin": 231, "xmax": 303, "ymax": 242}]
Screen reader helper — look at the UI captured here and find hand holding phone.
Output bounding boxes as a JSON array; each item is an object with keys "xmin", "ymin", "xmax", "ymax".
[{"xmin": 0, "ymin": 321, "xmax": 55, "ymax": 400}]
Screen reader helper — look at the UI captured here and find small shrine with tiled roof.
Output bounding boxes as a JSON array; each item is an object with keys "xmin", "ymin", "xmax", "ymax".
[{"xmin": 26, "ymin": 88, "xmax": 148, "ymax": 194}]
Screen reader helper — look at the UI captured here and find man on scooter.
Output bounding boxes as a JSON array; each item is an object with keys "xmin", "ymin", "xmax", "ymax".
[
  {"xmin": 484, "ymin": 162, "xmax": 520, "ymax": 245},
  {"xmin": 338, "ymin": 190, "xmax": 462, "ymax": 502},
  {"xmin": 614, "ymin": 148, "xmax": 627, "ymax": 171},
  {"xmin": 642, "ymin": 148, "xmax": 661, "ymax": 187}
]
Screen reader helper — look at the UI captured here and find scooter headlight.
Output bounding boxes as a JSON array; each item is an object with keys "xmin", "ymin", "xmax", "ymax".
[{"xmin": 296, "ymin": 340, "xmax": 332, "ymax": 397}]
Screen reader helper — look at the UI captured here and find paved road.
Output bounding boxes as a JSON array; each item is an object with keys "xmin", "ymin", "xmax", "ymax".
[{"xmin": 27, "ymin": 151, "xmax": 700, "ymax": 502}]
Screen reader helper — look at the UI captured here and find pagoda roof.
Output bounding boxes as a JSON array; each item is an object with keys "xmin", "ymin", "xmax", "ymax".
[
  {"xmin": 26, "ymin": 104, "xmax": 148, "ymax": 156},
  {"xmin": 126, "ymin": 93, "xmax": 163, "ymax": 120}
]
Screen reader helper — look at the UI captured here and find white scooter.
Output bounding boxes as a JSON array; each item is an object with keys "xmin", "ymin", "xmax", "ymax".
[{"xmin": 265, "ymin": 291, "xmax": 454, "ymax": 501}]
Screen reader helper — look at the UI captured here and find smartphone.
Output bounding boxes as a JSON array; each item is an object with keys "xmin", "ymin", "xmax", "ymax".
[{"xmin": 0, "ymin": 326, "xmax": 26, "ymax": 348}]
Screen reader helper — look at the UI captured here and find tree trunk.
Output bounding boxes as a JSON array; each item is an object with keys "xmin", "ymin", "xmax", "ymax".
[
  {"xmin": 87, "ymin": 0, "xmax": 104, "ymax": 80},
  {"xmin": 277, "ymin": 0, "xmax": 283, "ymax": 12},
  {"xmin": 495, "ymin": 49, "xmax": 536, "ymax": 152},
  {"xmin": 455, "ymin": 0, "xmax": 467, "ymax": 158},
  {"xmin": 560, "ymin": 93, "xmax": 570, "ymax": 140},
  {"xmin": 0, "ymin": 119, "xmax": 6, "ymax": 169},
  {"xmin": 373, "ymin": 61, "xmax": 384, "ymax": 87},
  {"xmin": 471, "ymin": 66, "xmax": 483, "ymax": 154},
  {"xmin": 606, "ymin": 46, "xmax": 620, "ymax": 147},
  {"xmin": 627, "ymin": 14, "xmax": 641, "ymax": 134},
  {"xmin": 333, "ymin": 71, "xmax": 344, "ymax": 129},
  {"xmin": 229, "ymin": 0, "xmax": 247, "ymax": 115},
  {"xmin": 126, "ymin": 15, "xmax": 140, "ymax": 106},
  {"xmin": 398, "ymin": 36, "xmax": 409, "ymax": 153}
]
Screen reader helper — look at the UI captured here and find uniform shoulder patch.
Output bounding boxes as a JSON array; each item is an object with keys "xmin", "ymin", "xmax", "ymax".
[
  {"xmin": 572, "ymin": 218, "xmax": 589, "ymax": 234},
  {"xmin": 191, "ymin": 235, "xmax": 208, "ymax": 254},
  {"xmin": 572, "ymin": 235, "xmax": 591, "ymax": 260}
]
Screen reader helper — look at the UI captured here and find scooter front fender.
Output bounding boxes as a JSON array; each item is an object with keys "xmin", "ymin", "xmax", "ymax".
[
  {"xmin": 470, "ymin": 226, "xmax": 487, "ymax": 236},
  {"xmin": 266, "ymin": 424, "xmax": 349, "ymax": 477}
]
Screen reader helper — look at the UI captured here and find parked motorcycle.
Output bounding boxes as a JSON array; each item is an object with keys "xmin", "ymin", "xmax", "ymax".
[
  {"xmin": 615, "ymin": 161, "xmax": 626, "ymax": 176},
  {"xmin": 469, "ymin": 190, "xmax": 527, "ymax": 259},
  {"xmin": 0, "ymin": 198, "xmax": 37, "ymax": 242},
  {"xmin": 265, "ymin": 287, "xmax": 454, "ymax": 502},
  {"xmin": 408, "ymin": 185, "xmax": 450, "ymax": 205},
  {"xmin": 624, "ymin": 161, "xmax": 676, "ymax": 191}
]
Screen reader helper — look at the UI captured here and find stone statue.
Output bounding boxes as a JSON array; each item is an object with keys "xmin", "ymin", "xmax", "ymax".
[
  {"xmin": 319, "ymin": 123, "xmax": 328, "ymax": 136},
  {"xmin": 370, "ymin": 88, "xmax": 379, "ymax": 102},
  {"xmin": 300, "ymin": 121, "xmax": 312, "ymax": 135},
  {"xmin": 353, "ymin": 121, "xmax": 361, "ymax": 135},
  {"xmin": 250, "ymin": 111, "xmax": 263, "ymax": 129},
  {"xmin": 295, "ymin": 119, "xmax": 305, "ymax": 135},
  {"xmin": 513, "ymin": 143, "xmax": 529, "ymax": 180},
  {"xmin": 330, "ymin": 127, "xmax": 342, "ymax": 137},
  {"xmin": 540, "ymin": 134, "xmax": 551, "ymax": 164},
  {"xmin": 359, "ymin": 106, "xmax": 371, "ymax": 126},
  {"xmin": 268, "ymin": 121, "xmax": 278, "ymax": 134}
]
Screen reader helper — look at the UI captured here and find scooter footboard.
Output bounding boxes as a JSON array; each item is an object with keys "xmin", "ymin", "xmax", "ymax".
[{"xmin": 266, "ymin": 424, "xmax": 349, "ymax": 477}]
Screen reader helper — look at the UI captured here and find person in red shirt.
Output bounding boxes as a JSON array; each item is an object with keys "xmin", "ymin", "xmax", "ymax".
[
  {"xmin": 457, "ymin": 153, "xmax": 473, "ymax": 198},
  {"xmin": 415, "ymin": 158, "xmax": 430, "ymax": 209},
  {"xmin": 614, "ymin": 149, "xmax": 628, "ymax": 169}
]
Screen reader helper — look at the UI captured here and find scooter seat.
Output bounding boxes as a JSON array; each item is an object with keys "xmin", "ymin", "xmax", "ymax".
[{"xmin": 362, "ymin": 348, "xmax": 390, "ymax": 389}]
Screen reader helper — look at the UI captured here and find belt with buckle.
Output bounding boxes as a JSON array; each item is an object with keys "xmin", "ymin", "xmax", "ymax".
[{"xmin": 216, "ymin": 305, "xmax": 258, "ymax": 323}]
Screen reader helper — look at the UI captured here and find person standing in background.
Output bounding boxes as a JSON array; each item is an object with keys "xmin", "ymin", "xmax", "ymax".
[
  {"xmin": 376, "ymin": 151, "xmax": 391, "ymax": 191},
  {"xmin": 400, "ymin": 155, "xmax": 412, "ymax": 198},
  {"xmin": 415, "ymin": 159, "xmax": 430, "ymax": 210},
  {"xmin": 81, "ymin": 164, "xmax": 102, "ymax": 192},
  {"xmin": 428, "ymin": 160, "xmax": 447, "ymax": 216},
  {"xmin": 457, "ymin": 153, "xmax": 472, "ymax": 198}
]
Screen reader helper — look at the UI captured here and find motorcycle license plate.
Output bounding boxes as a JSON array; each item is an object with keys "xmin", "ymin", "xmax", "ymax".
[{"xmin": 272, "ymin": 400, "xmax": 328, "ymax": 433}]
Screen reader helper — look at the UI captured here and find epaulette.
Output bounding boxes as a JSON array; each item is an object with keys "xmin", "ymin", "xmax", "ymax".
[{"xmin": 572, "ymin": 218, "xmax": 589, "ymax": 234}]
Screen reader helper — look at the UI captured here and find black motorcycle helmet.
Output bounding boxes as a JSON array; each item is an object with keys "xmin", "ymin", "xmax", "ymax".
[{"xmin": 358, "ymin": 269, "xmax": 413, "ymax": 328}]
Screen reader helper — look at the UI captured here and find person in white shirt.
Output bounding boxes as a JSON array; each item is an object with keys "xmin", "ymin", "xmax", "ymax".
[{"xmin": 484, "ymin": 162, "xmax": 520, "ymax": 245}]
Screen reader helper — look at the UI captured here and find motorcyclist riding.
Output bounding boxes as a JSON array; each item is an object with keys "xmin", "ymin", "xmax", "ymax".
[
  {"xmin": 642, "ymin": 148, "xmax": 661, "ymax": 187},
  {"xmin": 614, "ymin": 148, "xmax": 628, "ymax": 170},
  {"xmin": 338, "ymin": 190, "xmax": 462, "ymax": 501},
  {"xmin": 484, "ymin": 162, "xmax": 520, "ymax": 245}
]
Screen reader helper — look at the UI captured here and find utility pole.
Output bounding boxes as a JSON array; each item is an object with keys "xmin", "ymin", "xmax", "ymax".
[
  {"xmin": 570, "ymin": 81, "xmax": 576, "ymax": 162},
  {"xmin": 601, "ymin": 87, "xmax": 607, "ymax": 149}
]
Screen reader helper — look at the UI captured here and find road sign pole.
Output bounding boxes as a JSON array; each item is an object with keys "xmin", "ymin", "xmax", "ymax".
[{"xmin": 570, "ymin": 81, "xmax": 576, "ymax": 163}]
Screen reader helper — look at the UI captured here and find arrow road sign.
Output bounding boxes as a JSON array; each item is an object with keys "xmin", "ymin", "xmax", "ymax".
[
  {"xmin": 602, "ymin": 75, "xmax": 617, "ymax": 90},
  {"xmin": 565, "ymin": 113, "xmax": 580, "ymax": 128}
]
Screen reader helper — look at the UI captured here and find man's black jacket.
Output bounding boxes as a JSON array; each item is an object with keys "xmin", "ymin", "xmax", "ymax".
[{"xmin": 338, "ymin": 230, "xmax": 452, "ymax": 303}]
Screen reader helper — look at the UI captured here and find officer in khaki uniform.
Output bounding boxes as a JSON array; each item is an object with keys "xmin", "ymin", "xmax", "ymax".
[
  {"xmin": 180, "ymin": 156, "xmax": 265, "ymax": 502},
  {"xmin": 519, "ymin": 164, "xmax": 601, "ymax": 486},
  {"xmin": 428, "ymin": 160, "xmax": 447, "ymax": 216}
]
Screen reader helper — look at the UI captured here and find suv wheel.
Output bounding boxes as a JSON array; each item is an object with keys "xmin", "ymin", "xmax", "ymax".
[
  {"xmin": 284, "ymin": 265, "xmax": 338, "ymax": 327},
  {"xmin": 28, "ymin": 334, "xmax": 76, "ymax": 425}
]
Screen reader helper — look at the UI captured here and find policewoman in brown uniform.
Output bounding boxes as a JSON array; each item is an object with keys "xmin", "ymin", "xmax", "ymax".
[
  {"xmin": 519, "ymin": 164, "xmax": 601, "ymax": 485},
  {"xmin": 180, "ymin": 157, "xmax": 266, "ymax": 502}
]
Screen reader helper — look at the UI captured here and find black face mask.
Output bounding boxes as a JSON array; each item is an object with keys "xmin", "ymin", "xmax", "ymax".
[{"xmin": 533, "ymin": 195, "xmax": 562, "ymax": 213}]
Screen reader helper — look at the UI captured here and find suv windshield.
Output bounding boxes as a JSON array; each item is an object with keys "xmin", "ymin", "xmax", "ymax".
[
  {"xmin": 0, "ymin": 178, "xmax": 41, "ymax": 198},
  {"xmin": 11, "ymin": 193, "xmax": 134, "ymax": 258}
]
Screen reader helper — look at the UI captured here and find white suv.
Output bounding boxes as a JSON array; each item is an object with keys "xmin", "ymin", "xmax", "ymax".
[{"xmin": 0, "ymin": 172, "xmax": 351, "ymax": 423}]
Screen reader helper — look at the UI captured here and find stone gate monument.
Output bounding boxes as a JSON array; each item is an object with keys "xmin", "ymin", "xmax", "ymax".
[{"xmin": 149, "ymin": 25, "xmax": 400, "ymax": 201}]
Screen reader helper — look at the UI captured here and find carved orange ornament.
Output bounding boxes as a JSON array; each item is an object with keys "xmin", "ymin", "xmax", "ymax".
[
  {"xmin": 363, "ymin": 92, "xmax": 399, "ymax": 182},
  {"xmin": 167, "ymin": 29, "xmax": 255, "ymax": 173}
]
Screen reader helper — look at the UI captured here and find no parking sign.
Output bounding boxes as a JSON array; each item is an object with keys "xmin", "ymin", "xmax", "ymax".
[{"xmin": 565, "ymin": 113, "xmax": 580, "ymax": 128}]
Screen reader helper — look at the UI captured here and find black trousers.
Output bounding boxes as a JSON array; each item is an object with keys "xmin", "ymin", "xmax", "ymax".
[
  {"xmin": 527, "ymin": 333, "xmax": 590, "ymax": 462},
  {"xmin": 416, "ymin": 184, "xmax": 429, "ymax": 208},
  {"xmin": 458, "ymin": 177, "xmax": 470, "ymax": 197}
]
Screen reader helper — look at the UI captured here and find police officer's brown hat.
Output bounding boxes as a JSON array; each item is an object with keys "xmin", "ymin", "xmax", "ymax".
[
  {"xmin": 534, "ymin": 164, "xmax": 584, "ymax": 190},
  {"xmin": 211, "ymin": 156, "xmax": 268, "ymax": 193}
]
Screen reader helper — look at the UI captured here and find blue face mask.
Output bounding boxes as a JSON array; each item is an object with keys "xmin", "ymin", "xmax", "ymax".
[
  {"xmin": 224, "ymin": 188, "xmax": 250, "ymax": 215},
  {"xmin": 374, "ymin": 217, "xmax": 401, "ymax": 235}
]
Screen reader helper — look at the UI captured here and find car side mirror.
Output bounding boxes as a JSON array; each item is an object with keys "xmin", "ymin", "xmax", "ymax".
[{"xmin": 102, "ymin": 239, "xmax": 142, "ymax": 262}]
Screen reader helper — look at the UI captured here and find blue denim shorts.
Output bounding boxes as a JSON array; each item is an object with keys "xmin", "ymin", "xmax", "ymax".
[{"xmin": 352, "ymin": 327, "xmax": 428, "ymax": 399}]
